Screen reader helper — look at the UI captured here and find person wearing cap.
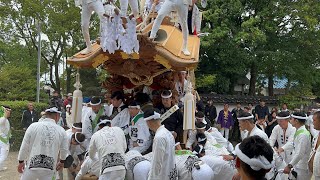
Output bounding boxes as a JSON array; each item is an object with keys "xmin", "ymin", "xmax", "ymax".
[
  {"xmin": 156, "ymin": 89, "xmax": 184, "ymax": 142},
  {"xmin": 128, "ymin": 101, "xmax": 151, "ymax": 153},
  {"xmin": 82, "ymin": 96, "xmax": 111, "ymax": 143},
  {"xmin": 21, "ymin": 102, "xmax": 38, "ymax": 130},
  {"xmin": 88, "ymin": 115, "xmax": 127, "ymax": 180},
  {"xmin": 238, "ymin": 112, "xmax": 269, "ymax": 143},
  {"xmin": 217, "ymin": 103, "xmax": 233, "ymax": 141},
  {"xmin": 144, "ymin": 108, "xmax": 177, "ymax": 180},
  {"xmin": 309, "ymin": 111, "xmax": 320, "ymax": 180},
  {"xmin": 0, "ymin": 106, "xmax": 11, "ymax": 171},
  {"xmin": 233, "ymin": 135, "xmax": 273, "ymax": 180},
  {"xmin": 125, "ymin": 149, "xmax": 151, "ymax": 180},
  {"xmin": 109, "ymin": 91, "xmax": 131, "ymax": 136},
  {"xmin": 278, "ymin": 112, "xmax": 312, "ymax": 179},
  {"xmin": 17, "ymin": 106, "xmax": 69, "ymax": 179},
  {"xmin": 269, "ymin": 111, "xmax": 296, "ymax": 164}
]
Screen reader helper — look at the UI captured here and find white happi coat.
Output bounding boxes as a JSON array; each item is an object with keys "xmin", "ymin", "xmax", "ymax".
[
  {"xmin": 149, "ymin": 125, "xmax": 177, "ymax": 180},
  {"xmin": 269, "ymin": 124, "xmax": 296, "ymax": 163},
  {"xmin": 309, "ymin": 132, "xmax": 320, "ymax": 179},
  {"xmin": 282, "ymin": 125, "xmax": 311, "ymax": 171},
  {"xmin": 0, "ymin": 116, "xmax": 10, "ymax": 143},
  {"xmin": 201, "ymin": 155, "xmax": 237, "ymax": 180},
  {"xmin": 89, "ymin": 126, "xmax": 127, "ymax": 175},
  {"xmin": 65, "ymin": 129, "xmax": 85, "ymax": 158},
  {"xmin": 111, "ymin": 103, "xmax": 131, "ymax": 135},
  {"xmin": 82, "ymin": 105, "xmax": 110, "ymax": 141},
  {"xmin": 18, "ymin": 118, "xmax": 69, "ymax": 171},
  {"xmin": 207, "ymin": 127, "xmax": 233, "ymax": 152},
  {"xmin": 129, "ymin": 112, "xmax": 151, "ymax": 153},
  {"xmin": 186, "ymin": 131, "xmax": 216, "ymax": 149},
  {"xmin": 241, "ymin": 125, "xmax": 269, "ymax": 143},
  {"xmin": 0, "ymin": 116, "xmax": 10, "ymax": 169},
  {"xmin": 125, "ymin": 150, "xmax": 150, "ymax": 180},
  {"xmin": 75, "ymin": 154, "xmax": 100, "ymax": 180}
]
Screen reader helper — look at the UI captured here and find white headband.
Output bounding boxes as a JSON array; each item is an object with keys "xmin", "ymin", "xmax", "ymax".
[
  {"xmin": 90, "ymin": 99, "xmax": 101, "ymax": 106},
  {"xmin": 196, "ymin": 117, "xmax": 207, "ymax": 124},
  {"xmin": 144, "ymin": 112, "xmax": 161, "ymax": 121},
  {"xmin": 276, "ymin": 115, "xmax": 291, "ymax": 120},
  {"xmin": 97, "ymin": 119, "xmax": 112, "ymax": 126},
  {"xmin": 161, "ymin": 91, "xmax": 172, "ymax": 99},
  {"xmin": 72, "ymin": 125, "xmax": 82, "ymax": 130},
  {"xmin": 175, "ymin": 142, "xmax": 180, "ymax": 146},
  {"xmin": 235, "ymin": 144, "xmax": 272, "ymax": 171},
  {"xmin": 196, "ymin": 125, "xmax": 206, "ymax": 129},
  {"xmin": 74, "ymin": 132, "xmax": 81, "ymax": 144},
  {"xmin": 291, "ymin": 114, "xmax": 307, "ymax": 120},
  {"xmin": 197, "ymin": 137, "xmax": 207, "ymax": 143},
  {"xmin": 128, "ymin": 105, "xmax": 141, "ymax": 109},
  {"xmin": 45, "ymin": 107, "xmax": 62, "ymax": 114},
  {"xmin": 238, "ymin": 115, "xmax": 254, "ymax": 120}
]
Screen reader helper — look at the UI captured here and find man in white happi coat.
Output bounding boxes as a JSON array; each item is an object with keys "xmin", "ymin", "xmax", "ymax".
[
  {"xmin": 149, "ymin": 0, "xmax": 191, "ymax": 55},
  {"xmin": 75, "ymin": 0, "xmax": 105, "ymax": 54},
  {"xmin": 125, "ymin": 150, "xmax": 151, "ymax": 180},
  {"xmin": 17, "ymin": 107, "xmax": 69, "ymax": 180},
  {"xmin": 88, "ymin": 118, "xmax": 127, "ymax": 180},
  {"xmin": 309, "ymin": 111, "xmax": 320, "ymax": 180},
  {"xmin": 0, "ymin": 106, "xmax": 11, "ymax": 172},
  {"xmin": 174, "ymin": 148, "xmax": 214, "ymax": 180},
  {"xmin": 238, "ymin": 112, "xmax": 269, "ymax": 143},
  {"xmin": 278, "ymin": 112, "xmax": 312, "ymax": 180},
  {"xmin": 269, "ymin": 111, "xmax": 295, "ymax": 164},
  {"xmin": 75, "ymin": 153, "xmax": 100, "ymax": 180},
  {"xmin": 128, "ymin": 101, "xmax": 151, "ymax": 153},
  {"xmin": 109, "ymin": 91, "xmax": 131, "ymax": 135},
  {"xmin": 144, "ymin": 109, "xmax": 178, "ymax": 180},
  {"xmin": 82, "ymin": 96, "xmax": 110, "ymax": 143}
]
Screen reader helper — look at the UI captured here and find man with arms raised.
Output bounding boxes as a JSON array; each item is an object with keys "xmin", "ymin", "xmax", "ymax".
[
  {"xmin": 17, "ymin": 107, "xmax": 68, "ymax": 180},
  {"xmin": 144, "ymin": 108, "xmax": 177, "ymax": 180}
]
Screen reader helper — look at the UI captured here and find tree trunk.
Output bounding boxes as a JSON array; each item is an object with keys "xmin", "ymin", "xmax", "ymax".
[
  {"xmin": 268, "ymin": 74, "xmax": 274, "ymax": 96},
  {"xmin": 249, "ymin": 61, "xmax": 257, "ymax": 95},
  {"xmin": 55, "ymin": 58, "xmax": 61, "ymax": 95},
  {"xmin": 66, "ymin": 64, "xmax": 72, "ymax": 94}
]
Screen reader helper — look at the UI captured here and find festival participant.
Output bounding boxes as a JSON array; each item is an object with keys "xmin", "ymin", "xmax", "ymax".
[
  {"xmin": 156, "ymin": 90, "xmax": 183, "ymax": 142},
  {"xmin": 238, "ymin": 112, "xmax": 269, "ymax": 143},
  {"xmin": 128, "ymin": 101, "xmax": 151, "ymax": 153},
  {"xmin": 125, "ymin": 150, "xmax": 151, "ymax": 180},
  {"xmin": 0, "ymin": 106, "xmax": 11, "ymax": 171},
  {"xmin": 309, "ymin": 111, "xmax": 320, "ymax": 180},
  {"xmin": 109, "ymin": 91, "xmax": 131, "ymax": 135},
  {"xmin": 269, "ymin": 111, "xmax": 295, "ymax": 164},
  {"xmin": 217, "ymin": 103, "xmax": 233, "ymax": 140},
  {"xmin": 144, "ymin": 108, "xmax": 177, "ymax": 180},
  {"xmin": 233, "ymin": 136, "xmax": 273, "ymax": 180},
  {"xmin": 186, "ymin": 121, "xmax": 216, "ymax": 151},
  {"xmin": 75, "ymin": 153, "xmax": 100, "ymax": 180},
  {"xmin": 278, "ymin": 112, "xmax": 312, "ymax": 180},
  {"xmin": 149, "ymin": 0, "xmax": 191, "ymax": 55},
  {"xmin": 75, "ymin": 0, "xmax": 105, "ymax": 54},
  {"xmin": 88, "ymin": 117, "xmax": 127, "ymax": 180},
  {"xmin": 82, "ymin": 96, "xmax": 110, "ymax": 142},
  {"xmin": 17, "ymin": 107, "xmax": 69, "ymax": 180},
  {"xmin": 175, "ymin": 71, "xmax": 189, "ymax": 102},
  {"xmin": 174, "ymin": 148, "xmax": 214, "ymax": 180}
]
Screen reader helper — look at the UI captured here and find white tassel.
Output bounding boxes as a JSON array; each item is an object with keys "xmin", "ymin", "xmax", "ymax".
[
  {"xmin": 183, "ymin": 72, "xmax": 195, "ymax": 130},
  {"xmin": 71, "ymin": 69, "xmax": 83, "ymax": 123}
]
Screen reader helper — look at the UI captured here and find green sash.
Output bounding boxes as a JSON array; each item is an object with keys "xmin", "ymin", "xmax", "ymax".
[
  {"xmin": 0, "ymin": 129, "xmax": 11, "ymax": 144},
  {"xmin": 213, "ymin": 143, "xmax": 223, "ymax": 148},
  {"xmin": 91, "ymin": 107, "xmax": 104, "ymax": 132},
  {"xmin": 294, "ymin": 128, "xmax": 310, "ymax": 139},
  {"xmin": 131, "ymin": 113, "xmax": 144, "ymax": 126},
  {"xmin": 175, "ymin": 150, "xmax": 193, "ymax": 156}
]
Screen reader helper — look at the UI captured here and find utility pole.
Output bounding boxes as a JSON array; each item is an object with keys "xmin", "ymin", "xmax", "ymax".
[{"xmin": 36, "ymin": 1, "xmax": 43, "ymax": 103}]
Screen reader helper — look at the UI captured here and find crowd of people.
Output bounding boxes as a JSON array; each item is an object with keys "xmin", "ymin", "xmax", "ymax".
[{"xmin": 1, "ymin": 85, "xmax": 320, "ymax": 180}]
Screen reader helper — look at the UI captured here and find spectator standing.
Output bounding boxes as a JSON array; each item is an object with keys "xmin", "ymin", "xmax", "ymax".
[
  {"xmin": 254, "ymin": 99, "xmax": 269, "ymax": 131},
  {"xmin": 21, "ymin": 102, "xmax": 38, "ymax": 130},
  {"xmin": 217, "ymin": 103, "xmax": 233, "ymax": 140},
  {"xmin": 205, "ymin": 100, "xmax": 217, "ymax": 125},
  {"xmin": 265, "ymin": 110, "xmax": 278, "ymax": 137},
  {"xmin": 231, "ymin": 102, "xmax": 243, "ymax": 142},
  {"xmin": 50, "ymin": 91, "xmax": 63, "ymax": 111},
  {"xmin": 63, "ymin": 93, "xmax": 73, "ymax": 109}
]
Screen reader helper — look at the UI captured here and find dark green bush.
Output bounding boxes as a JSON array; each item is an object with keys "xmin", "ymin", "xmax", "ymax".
[{"xmin": 0, "ymin": 101, "xmax": 48, "ymax": 151}]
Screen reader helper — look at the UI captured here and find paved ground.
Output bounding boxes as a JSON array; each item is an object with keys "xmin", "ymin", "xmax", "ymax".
[{"xmin": 0, "ymin": 152, "xmax": 68, "ymax": 180}]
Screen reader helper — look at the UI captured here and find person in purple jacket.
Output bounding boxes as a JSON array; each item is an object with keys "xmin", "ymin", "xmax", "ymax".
[{"xmin": 217, "ymin": 103, "xmax": 233, "ymax": 140}]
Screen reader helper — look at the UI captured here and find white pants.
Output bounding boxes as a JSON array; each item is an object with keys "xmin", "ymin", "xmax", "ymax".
[
  {"xmin": 219, "ymin": 128, "xmax": 229, "ymax": 140},
  {"xmin": 0, "ymin": 141, "xmax": 9, "ymax": 169},
  {"xmin": 120, "ymin": 0, "xmax": 139, "ymax": 17},
  {"xmin": 133, "ymin": 160, "xmax": 150, "ymax": 180},
  {"xmin": 150, "ymin": 0, "xmax": 189, "ymax": 49},
  {"xmin": 81, "ymin": 0, "xmax": 105, "ymax": 47},
  {"xmin": 100, "ymin": 169, "xmax": 126, "ymax": 180},
  {"xmin": 20, "ymin": 169, "xmax": 55, "ymax": 180},
  {"xmin": 192, "ymin": 163, "xmax": 214, "ymax": 180},
  {"xmin": 294, "ymin": 168, "xmax": 311, "ymax": 180}
]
